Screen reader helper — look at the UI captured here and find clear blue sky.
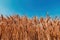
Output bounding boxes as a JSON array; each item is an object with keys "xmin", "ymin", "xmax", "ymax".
[{"xmin": 0, "ymin": 0, "xmax": 60, "ymax": 18}]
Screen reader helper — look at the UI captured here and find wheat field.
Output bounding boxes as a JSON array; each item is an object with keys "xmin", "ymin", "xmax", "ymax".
[{"xmin": 0, "ymin": 15, "xmax": 60, "ymax": 40}]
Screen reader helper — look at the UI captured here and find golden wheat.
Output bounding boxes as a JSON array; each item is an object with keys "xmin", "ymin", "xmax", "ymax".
[{"xmin": 0, "ymin": 15, "xmax": 60, "ymax": 40}]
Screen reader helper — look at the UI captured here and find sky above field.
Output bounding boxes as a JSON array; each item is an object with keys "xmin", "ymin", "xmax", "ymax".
[{"xmin": 0, "ymin": 0, "xmax": 60, "ymax": 18}]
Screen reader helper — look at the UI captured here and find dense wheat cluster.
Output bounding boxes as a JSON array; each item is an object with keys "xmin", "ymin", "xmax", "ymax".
[{"xmin": 0, "ymin": 15, "xmax": 60, "ymax": 40}]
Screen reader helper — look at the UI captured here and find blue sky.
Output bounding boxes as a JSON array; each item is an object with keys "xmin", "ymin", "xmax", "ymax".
[{"xmin": 0, "ymin": 0, "xmax": 60, "ymax": 18}]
